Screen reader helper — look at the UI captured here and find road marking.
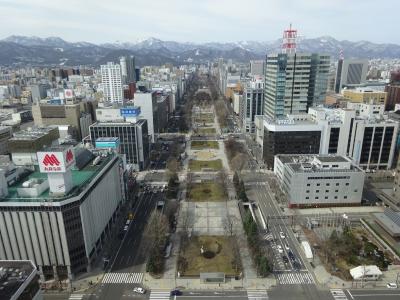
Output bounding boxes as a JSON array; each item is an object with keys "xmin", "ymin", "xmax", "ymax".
[
  {"xmin": 276, "ymin": 271, "xmax": 314, "ymax": 285},
  {"xmin": 69, "ymin": 295, "xmax": 85, "ymax": 300},
  {"xmin": 101, "ymin": 272, "xmax": 143, "ymax": 284},
  {"xmin": 330, "ymin": 289, "xmax": 348, "ymax": 300},
  {"xmin": 346, "ymin": 290, "xmax": 354, "ymax": 300},
  {"xmin": 247, "ymin": 289, "xmax": 268, "ymax": 299},
  {"xmin": 150, "ymin": 290, "xmax": 170, "ymax": 299}
]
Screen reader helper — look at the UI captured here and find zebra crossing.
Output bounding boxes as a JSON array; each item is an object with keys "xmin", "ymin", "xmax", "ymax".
[
  {"xmin": 102, "ymin": 272, "xmax": 143, "ymax": 284},
  {"xmin": 68, "ymin": 295, "xmax": 84, "ymax": 300},
  {"xmin": 149, "ymin": 290, "xmax": 170, "ymax": 299},
  {"xmin": 247, "ymin": 289, "xmax": 268, "ymax": 299},
  {"xmin": 275, "ymin": 271, "xmax": 315, "ymax": 285},
  {"xmin": 330, "ymin": 289, "xmax": 349, "ymax": 300}
]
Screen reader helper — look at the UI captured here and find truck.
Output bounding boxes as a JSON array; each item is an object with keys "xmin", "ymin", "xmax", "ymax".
[{"xmin": 301, "ymin": 241, "xmax": 313, "ymax": 261}]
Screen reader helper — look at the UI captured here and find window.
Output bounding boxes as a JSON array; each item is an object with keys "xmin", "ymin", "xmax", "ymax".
[
  {"xmin": 335, "ymin": 190, "xmax": 338, "ymax": 193},
  {"xmin": 354, "ymin": 189, "xmax": 358, "ymax": 192},
  {"xmin": 316, "ymin": 190, "xmax": 319, "ymax": 193},
  {"xmin": 306, "ymin": 190, "xmax": 310, "ymax": 193},
  {"xmin": 315, "ymin": 197, "xmax": 319, "ymax": 200},
  {"xmin": 317, "ymin": 183, "xmax": 320, "ymax": 186},
  {"xmin": 307, "ymin": 183, "xmax": 310, "ymax": 186},
  {"xmin": 326, "ymin": 183, "xmax": 330, "ymax": 186},
  {"xmin": 305, "ymin": 197, "xmax": 309, "ymax": 199},
  {"xmin": 334, "ymin": 196, "xmax": 338, "ymax": 199},
  {"xmin": 336, "ymin": 183, "xmax": 339, "ymax": 186},
  {"xmin": 345, "ymin": 183, "xmax": 349, "ymax": 186},
  {"xmin": 325, "ymin": 196, "xmax": 328, "ymax": 199},
  {"xmin": 344, "ymin": 196, "xmax": 347, "ymax": 199},
  {"xmin": 325, "ymin": 190, "xmax": 329, "ymax": 193}
]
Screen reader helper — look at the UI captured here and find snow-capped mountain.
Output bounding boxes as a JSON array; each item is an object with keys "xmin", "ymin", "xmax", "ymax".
[{"xmin": 1, "ymin": 35, "xmax": 399, "ymax": 67}]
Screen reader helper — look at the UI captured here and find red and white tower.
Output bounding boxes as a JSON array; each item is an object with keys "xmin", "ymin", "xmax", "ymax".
[{"xmin": 282, "ymin": 24, "xmax": 297, "ymax": 54}]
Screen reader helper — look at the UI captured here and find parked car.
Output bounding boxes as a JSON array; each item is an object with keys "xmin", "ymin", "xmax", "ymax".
[
  {"xmin": 285, "ymin": 244, "xmax": 290, "ymax": 251},
  {"xmin": 133, "ymin": 287, "xmax": 146, "ymax": 294},
  {"xmin": 279, "ymin": 232, "xmax": 286, "ymax": 239},
  {"xmin": 387, "ymin": 283, "xmax": 398, "ymax": 289},
  {"xmin": 282, "ymin": 255, "xmax": 289, "ymax": 263},
  {"xmin": 277, "ymin": 245, "xmax": 284, "ymax": 254}
]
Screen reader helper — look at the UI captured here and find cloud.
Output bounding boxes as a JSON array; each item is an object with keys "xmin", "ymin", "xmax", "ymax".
[{"xmin": 0, "ymin": 0, "xmax": 398, "ymax": 43}]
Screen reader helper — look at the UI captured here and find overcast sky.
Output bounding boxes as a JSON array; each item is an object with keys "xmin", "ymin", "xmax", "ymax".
[{"xmin": 0, "ymin": 0, "xmax": 398, "ymax": 44}]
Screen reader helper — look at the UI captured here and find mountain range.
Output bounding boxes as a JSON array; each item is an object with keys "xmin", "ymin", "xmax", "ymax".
[{"xmin": 1, "ymin": 35, "xmax": 399, "ymax": 67}]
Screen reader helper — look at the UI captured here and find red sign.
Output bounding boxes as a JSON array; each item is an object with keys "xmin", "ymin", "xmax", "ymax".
[
  {"xmin": 65, "ymin": 149, "xmax": 74, "ymax": 163},
  {"xmin": 42, "ymin": 154, "xmax": 61, "ymax": 166}
]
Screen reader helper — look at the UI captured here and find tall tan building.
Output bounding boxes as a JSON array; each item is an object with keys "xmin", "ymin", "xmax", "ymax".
[{"xmin": 343, "ymin": 88, "xmax": 387, "ymax": 106}]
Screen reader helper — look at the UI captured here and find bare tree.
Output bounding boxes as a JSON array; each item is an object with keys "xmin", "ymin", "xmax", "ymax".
[
  {"xmin": 231, "ymin": 153, "xmax": 249, "ymax": 171},
  {"xmin": 166, "ymin": 157, "xmax": 180, "ymax": 173},
  {"xmin": 223, "ymin": 215, "xmax": 238, "ymax": 237},
  {"xmin": 144, "ymin": 211, "xmax": 169, "ymax": 248}
]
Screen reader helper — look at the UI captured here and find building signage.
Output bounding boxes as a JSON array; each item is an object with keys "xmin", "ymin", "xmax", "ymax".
[
  {"xmin": 120, "ymin": 107, "xmax": 141, "ymax": 117},
  {"xmin": 64, "ymin": 89, "xmax": 74, "ymax": 99},
  {"xmin": 37, "ymin": 147, "xmax": 75, "ymax": 173}
]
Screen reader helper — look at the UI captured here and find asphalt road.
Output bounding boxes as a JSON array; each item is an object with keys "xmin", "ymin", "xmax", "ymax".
[{"xmin": 87, "ymin": 191, "xmax": 161, "ymax": 300}]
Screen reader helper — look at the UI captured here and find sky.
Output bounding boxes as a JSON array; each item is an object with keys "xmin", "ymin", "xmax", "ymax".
[{"xmin": 0, "ymin": 0, "xmax": 398, "ymax": 44}]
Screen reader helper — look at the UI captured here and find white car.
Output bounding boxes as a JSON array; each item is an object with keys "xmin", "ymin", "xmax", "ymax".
[
  {"xmin": 277, "ymin": 245, "xmax": 283, "ymax": 254},
  {"xmin": 285, "ymin": 244, "xmax": 290, "ymax": 251},
  {"xmin": 279, "ymin": 232, "xmax": 286, "ymax": 239},
  {"xmin": 123, "ymin": 225, "xmax": 128, "ymax": 231},
  {"xmin": 133, "ymin": 287, "xmax": 146, "ymax": 294},
  {"xmin": 386, "ymin": 283, "xmax": 398, "ymax": 289}
]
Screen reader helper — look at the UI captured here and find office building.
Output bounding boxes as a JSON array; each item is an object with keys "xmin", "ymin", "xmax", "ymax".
[
  {"xmin": 264, "ymin": 53, "xmax": 330, "ymax": 119},
  {"xmin": 120, "ymin": 56, "xmax": 136, "ymax": 84},
  {"xmin": 385, "ymin": 84, "xmax": 400, "ymax": 111},
  {"xmin": 334, "ymin": 59, "xmax": 368, "ymax": 93},
  {"xmin": 30, "ymin": 84, "xmax": 49, "ymax": 103},
  {"xmin": 394, "ymin": 155, "xmax": 400, "ymax": 199},
  {"xmin": 0, "ymin": 126, "xmax": 12, "ymax": 154},
  {"xmin": 257, "ymin": 115, "xmax": 322, "ymax": 168},
  {"xmin": 343, "ymin": 88, "xmax": 387, "ymax": 106},
  {"xmin": 32, "ymin": 102, "xmax": 95, "ymax": 140},
  {"xmin": 9, "ymin": 127, "xmax": 60, "ymax": 166},
  {"xmin": 240, "ymin": 77, "xmax": 264, "ymax": 133},
  {"xmin": 250, "ymin": 60, "xmax": 265, "ymax": 76},
  {"xmin": 233, "ymin": 92, "xmax": 242, "ymax": 115},
  {"xmin": 0, "ymin": 260, "xmax": 42, "ymax": 300},
  {"xmin": 257, "ymin": 103, "xmax": 399, "ymax": 170},
  {"xmin": 133, "ymin": 92, "xmax": 158, "ymax": 142},
  {"xmin": 0, "ymin": 146, "xmax": 125, "ymax": 280},
  {"xmin": 100, "ymin": 62, "xmax": 123, "ymax": 103},
  {"xmin": 274, "ymin": 154, "xmax": 365, "ymax": 208},
  {"xmin": 90, "ymin": 107, "xmax": 149, "ymax": 170},
  {"xmin": 373, "ymin": 208, "xmax": 400, "ymax": 237}
]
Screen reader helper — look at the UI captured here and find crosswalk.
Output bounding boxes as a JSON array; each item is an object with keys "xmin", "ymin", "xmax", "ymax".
[
  {"xmin": 102, "ymin": 272, "xmax": 143, "ymax": 284},
  {"xmin": 68, "ymin": 295, "xmax": 84, "ymax": 300},
  {"xmin": 330, "ymin": 289, "xmax": 349, "ymax": 300},
  {"xmin": 149, "ymin": 290, "xmax": 170, "ymax": 299},
  {"xmin": 247, "ymin": 289, "xmax": 268, "ymax": 299},
  {"xmin": 275, "ymin": 271, "xmax": 315, "ymax": 285}
]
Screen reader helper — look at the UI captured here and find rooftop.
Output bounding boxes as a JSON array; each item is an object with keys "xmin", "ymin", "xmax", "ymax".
[
  {"xmin": 316, "ymin": 156, "xmax": 349, "ymax": 163},
  {"xmin": 0, "ymin": 260, "xmax": 37, "ymax": 300},
  {"xmin": 0, "ymin": 152, "xmax": 116, "ymax": 204}
]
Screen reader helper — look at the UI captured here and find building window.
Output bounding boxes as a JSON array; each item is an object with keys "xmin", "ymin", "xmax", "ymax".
[
  {"xmin": 315, "ymin": 197, "xmax": 319, "ymax": 200},
  {"xmin": 325, "ymin": 196, "xmax": 328, "ymax": 199},
  {"xmin": 354, "ymin": 189, "xmax": 358, "ymax": 192},
  {"xmin": 306, "ymin": 190, "xmax": 310, "ymax": 193},
  {"xmin": 316, "ymin": 190, "xmax": 319, "ymax": 193},
  {"xmin": 307, "ymin": 183, "xmax": 310, "ymax": 186},
  {"xmin": 335, "ymin": 190, "xmax": 338, "ymax": 193},
  {"xmin": 346, "ymin": 183, "xmax": 349, "ymax": 186},
  {"xmin": 326, "ymin": 183, "xmax": 330, "ymax": 186},
  {"xmin": 317, "ymin": 183, "xmax": 320, "ymax": 186},
  {"xmin": 325, "ymin": 190, "xmax": 329, "ymax": 193},
  {"xmin": 306, "ymin": 197, "xmax": 309, "ymax": 199},
  {"xmin": 336, "ymin": 183, "xmax": 339, "ymax": 186}
]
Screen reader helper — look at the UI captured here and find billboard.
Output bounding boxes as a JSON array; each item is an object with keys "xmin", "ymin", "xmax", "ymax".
[
  {"xmin": 64, "ymin": 89, "xmax": 74, "ymax": 99},
  {"xmin": 37, "ymin": 147, "xmax": 75, "ymax": 173},
  {"xmin": 120, "ymin": 107, "xmax": 140, "ymax": 117},
  {"xmin": 95, "ymin": 137, "xmax": 120, "ymax": 149}
]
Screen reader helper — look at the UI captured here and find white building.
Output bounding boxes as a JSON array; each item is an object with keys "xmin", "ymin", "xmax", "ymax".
[
  {"xmin": 240, "ymin": 77, "xmax": 264, "ymax": 133},
  {"xmin": 100, "ymin": 62, "xmax": 123, "ymax": 103},
  {"xmin": 0, "ymin": 146, "xmax": 125, "ymax": 280},
  {"xmin": 350, "ymin": 265, "xmax": 382, "ymax": 281},
  {"xmin": 134, "ymin": 92, "xmax": 158, "ymax": 142},
  {"xmin": 335, "ymin": 59, "xmax": 368, "ymax": 93},
  {"xmin": 233, "ymin": 92, "xmax": 242, "ymax": 115},
  {"xmin": 274, "ymin": 154, "xmax": 365, "ymax": 208}
]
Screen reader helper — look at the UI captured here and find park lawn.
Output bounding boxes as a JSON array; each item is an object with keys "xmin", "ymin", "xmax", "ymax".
[
  {"xmin": 189, "ymin": 159, "xmax": 222, "ymax": 171},
  {"xmin": 188, "ymin": 181, "xmax": 225, "ymax": 202},
  {"xmin": 178, "ymin": 235, "xmax": 240, "ymax": 276},
  {"xmin": 191, "ymin": 140, "xmax": 219, "ymax": 150},
  {"xmin": 197, "ymin": 127, "xmax": 216, "ymax": 135}
]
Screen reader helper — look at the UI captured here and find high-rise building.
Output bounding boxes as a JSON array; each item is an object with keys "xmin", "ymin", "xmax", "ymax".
[
  {"xmin": 394, "ymin": 155, "xmax": 400, "ymax": 199},
  {"xmin": 100, "ymin": 62, "xmax": 123, "ymax": 103},
  {"xmin": 120, "ymin": 56, "xmax": 136, "ymax": 84},
  {"xmin": 385, "ymin": 84, "xmax": 400, "ymax": 111},
  {"xmin": 263, "ymin": 53, "xmax": 330, "ymax": 119},
  {"xmin": 334, "ymin": 59, "xmax": 368, "ymax": 93},
  {"xmin": 250, "ymin": 60, "xmax": 265, "ymax": 76},
  {"xmin": 240, "ymin": 77, "xmax": 264, "ymax": 133}
]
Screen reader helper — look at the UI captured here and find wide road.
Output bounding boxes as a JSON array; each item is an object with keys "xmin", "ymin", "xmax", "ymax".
[{"xmin": 87, "ymin": 191, "xmax": 160, "ymax": 300}]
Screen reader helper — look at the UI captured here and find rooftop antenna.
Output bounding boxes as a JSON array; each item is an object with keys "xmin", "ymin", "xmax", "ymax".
[{"xmin": 282, "ymin": 23, "xmax": 297, "ymax": 54}]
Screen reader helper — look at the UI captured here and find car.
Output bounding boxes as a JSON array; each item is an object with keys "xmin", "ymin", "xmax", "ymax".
[
  {"xmin": 125, "ymin": 220, "xmax": 131, "ymax": 226},
  {"xmin": 123, "ymin": 225, "xmax": 128, "ymax": 231},
  {"xmin": 133, "ymin": 287, "xmax": 146, "ymax": 294},
  {"xmin": 282, "ymin": 255, "xmax": 289, "ymax": 263},
  {"xmin": 288, "ymin": 251, "xmax": 295, "ymax": 261},
  {"xmin": 170, "ymin": 289, "xmax": 182, "ymax": 296},
  {"xmin": 285, "ymin": 244, "xmax": 290, "ymax": 251},
  {"xmin": 279, "ymin": 232, "xmax": 286, "ymax": 239},
  {"xmin": 387, "ymin": 283, "xmax": 398, "ymax": 289},
  {"xmin": 277, "ymin": 245, "xmax": 283, "ymax": 253}
]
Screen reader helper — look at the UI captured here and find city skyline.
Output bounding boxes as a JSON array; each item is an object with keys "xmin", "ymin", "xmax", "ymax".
[{"xmin": 0, "ymin": 0, "xmax": 399, "ymax": 44}]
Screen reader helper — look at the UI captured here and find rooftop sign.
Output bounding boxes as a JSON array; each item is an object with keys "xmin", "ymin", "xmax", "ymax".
[{"xmin": 37, "ymin": 147, "xmax": 75, "ymax": 173}]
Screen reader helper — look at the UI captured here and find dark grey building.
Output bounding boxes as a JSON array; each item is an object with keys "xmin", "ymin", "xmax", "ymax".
[{"xmin": 90, "ymin": 119, "xmax": 149, "ymax": 170}]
